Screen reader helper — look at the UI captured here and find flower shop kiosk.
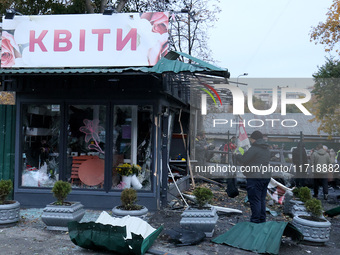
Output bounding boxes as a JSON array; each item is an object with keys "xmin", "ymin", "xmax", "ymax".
[{"xmin": 0, "ymin": 12, "xmax": 229, "ymax": 210}]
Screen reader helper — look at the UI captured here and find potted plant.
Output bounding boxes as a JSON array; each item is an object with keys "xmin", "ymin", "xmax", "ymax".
[
  {"xmin": 292, "ymin": 197, "xmax": 331, "ymax": 244},
  {"xmin": 41, "ymin": 180, "xmax": 85, "ymax": 231},
  {"xmin": 112, "ymin": 188, "xmax": 148, "ymax": 219},
  {"xmin": 180, "ymin": 186, "xmax": 218, "ymax": 238},
  {"xmin": 116, "ymin": 163, "xmax": 142, "ymax": 189},
  {"xmin": 0, "ymin": 179, "xmax": 20, "ymax": 227}
]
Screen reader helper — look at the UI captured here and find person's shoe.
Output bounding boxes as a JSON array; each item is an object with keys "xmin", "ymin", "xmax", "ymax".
[{"xmin": 324, "ymin": 194, "xmax": 328, "ymax": 200}]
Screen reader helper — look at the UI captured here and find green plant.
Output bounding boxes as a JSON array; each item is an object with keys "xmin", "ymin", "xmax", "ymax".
[
  {"xmin": 305, "ymin": 198, "xmax": 323, "ymax": 219},
  {"xmin": 292, "ymin": 187, "xmax": 301, "ymax": 197},
  {"xmin": 193, "ymin": 186, "xmax": 213, "ymax": 208},
  {"xmin": 52, "ymin": 180, "xmax": 72, "ymax": 205},
  {"xmin": 131, "ymin": 164, "xmax": 141, "ymax": 175},
  {"xmin": 298, "ymin": 187, "xmax": 312, "ymax": 203},
  {"xmin": 120, "ymin": 188, "xmax": 142, "ymax": 210},
  {"xmin": 0, "ymin": 179, "xmax": 13, "ymax": 205},
  {"xmin": 116, "ymin": 163, "xmax": 133, "ymax": 176}
]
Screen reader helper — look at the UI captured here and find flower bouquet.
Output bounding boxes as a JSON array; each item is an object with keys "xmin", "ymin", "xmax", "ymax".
[
  {"xmin": 116, "ymin": 163, "xmax": 133, "ymax": 176},
  {"xmin": 131, "ymin": 164, "xmax": 141, "ymax": 175},
  {"xmin": 116, "ymin": 163, "xmax": 142, "ymax": 189}
]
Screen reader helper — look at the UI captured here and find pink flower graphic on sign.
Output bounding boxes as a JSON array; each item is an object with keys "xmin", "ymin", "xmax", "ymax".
[
  {"xmin": 141, "ymin": 12, "xmax": 169, "ymax": 35},
  {"xmin": 1, "ymin": 31, "xmax": 21, "ymax": 68},
  {"xmin": 79, "ymin": 119, "xmax": 105, "ymax": 154},
  {"xmin": 141, "ymin": 12, "xmax": 169, "ymax": 65}
]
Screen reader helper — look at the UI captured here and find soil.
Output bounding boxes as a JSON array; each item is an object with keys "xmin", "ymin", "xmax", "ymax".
[{"xmin": 0, "ymin": 184, "xmax": 339, "ymax": 255}]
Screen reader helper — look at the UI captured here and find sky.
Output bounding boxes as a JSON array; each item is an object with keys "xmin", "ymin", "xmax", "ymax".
[{"xmin": 209, "ymin": 0, "xmax": 335, "ymax": 79}]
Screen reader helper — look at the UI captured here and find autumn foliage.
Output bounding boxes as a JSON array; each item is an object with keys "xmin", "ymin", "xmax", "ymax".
[{"xmin": 310, "ymin": 0, "xmax": 340, "ymax": 55}]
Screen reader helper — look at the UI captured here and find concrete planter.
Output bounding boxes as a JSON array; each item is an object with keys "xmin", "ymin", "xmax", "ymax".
[
  {"xmin": 292, "ymin": 215, "xmax": 331, "ymax": 244},
  {"xmin": 283, "ymin": 192, "xmax": 304, "ymax": 216},
  {"xmin": 291, "ymin": 204, "xmax": 309, "ymax": 217},
  {"xmin": 41, "ymin": 202, "xmax": 85, "ymax": 231},
  {"xmin": 180, "ymin": 207, "xmax": 218, "ymax": 238},
  {"xmin": 112, "ymin": 206, "xmax": 148, "ymax": 220},
  {"xmin": 0, "ymin": 201, "xmax": 20, "ymax": 227}
]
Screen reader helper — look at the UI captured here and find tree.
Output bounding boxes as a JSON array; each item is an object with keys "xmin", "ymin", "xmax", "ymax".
[
  {"xmin": 310, "ymin": 58, "xmax": 340, "ymax": 137},
  {"xmin": 168, "ymin": 0, "xmax": 221, "ymax": 62},
  {"xmin": 117, "ymin": 0, "xmax": 221, "ymax": 62},
  {"xmin": 310, "ymin": 0, "xmax": 340, "ymax": 56}
]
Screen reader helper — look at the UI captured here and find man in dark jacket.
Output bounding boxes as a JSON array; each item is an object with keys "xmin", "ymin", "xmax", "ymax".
[
  {"xmin": 292, "ymin": 142, "xmax": 308, "ymax": 187},
  {"xmin": 236, "ymin": 130, "xmax": 271, "ymax": 223}
]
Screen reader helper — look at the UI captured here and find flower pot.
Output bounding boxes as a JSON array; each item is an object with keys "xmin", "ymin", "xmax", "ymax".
[
  {"xmin": 122, "ymin": 175, "xmax": 132, "ymax": 188},
  {"xmin": 0, "ymin": 201, "xmax": 20, "ymax": 227},
  {"xmin": 180, "ymin": 207, "xmax": 218, "ymax": 238},
  {"xmin": 131, "ymin": 174, "xmax": 142, "ymax": 189},
  {"xmin": 41, "ymin": 201, "xmax": 85, "ymax": 231},
  {"xmin": 292, "ymin": 214, "xmax": 331, "ymax": 244},
  {"xmin": 112, "ymin": 205, "xmax": 148, "ymax": 220}
]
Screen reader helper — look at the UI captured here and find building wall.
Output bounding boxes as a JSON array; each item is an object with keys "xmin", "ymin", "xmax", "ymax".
[{"xmin": 0, "ymin": 105, "xmax": 16, "ymax": 183}]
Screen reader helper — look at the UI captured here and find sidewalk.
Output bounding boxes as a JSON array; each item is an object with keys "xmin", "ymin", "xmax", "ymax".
[{"xmin": 1, "ymin": 187, "xmax": 340, "ymax": 255}]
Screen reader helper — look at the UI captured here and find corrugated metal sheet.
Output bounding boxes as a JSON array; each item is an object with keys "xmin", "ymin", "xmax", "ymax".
[
  {"xmin": 0, "ymin": 67, "xmax": 150, "ymax": 75},
  {"xmin": 0, "ymin": 51, "xmax": 228, "ymax": 76},
  {"xmin": 0, "ymin": 105, "xmax": 16, "ymax": 182},
  {"xmin": 166, "ymin": 51, "xmax": 226, "ymax": 71},
  {"xmin": 212, "ymin": 221, "xmax": 302, "ymax": 255}
]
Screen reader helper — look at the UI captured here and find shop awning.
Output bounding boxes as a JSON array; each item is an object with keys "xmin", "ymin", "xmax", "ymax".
[{"xmin": 0, "ymin": 51, "xmax": 229, "ymax": 78}]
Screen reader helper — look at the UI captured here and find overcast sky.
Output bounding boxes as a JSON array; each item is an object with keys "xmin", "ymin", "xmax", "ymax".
[{"xmin": 209, "ymin": 0, "xmax": 335, "ymax": 79}]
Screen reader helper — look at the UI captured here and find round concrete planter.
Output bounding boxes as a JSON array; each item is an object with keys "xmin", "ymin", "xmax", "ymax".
[
  {"xmin": 292, "ymin": 215, "xmax": 331, "ymax": 244},
  {"xmin": 41, "ymin": 201, "xmax": 85, "ymax": 231},
  {"xmin": 180, "ymin": 207, "xmax": 219, "ymax": 238},
  {"xmin": 0, "ymin": 201, "xmax": 20, "ymax": 227},
  {"xmin": 112, "ymin": 206, "xmax": 148, "ymax": 220}
]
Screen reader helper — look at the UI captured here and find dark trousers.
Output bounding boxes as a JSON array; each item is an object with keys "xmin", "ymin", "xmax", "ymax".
[
  {"xmin": 294, "ymin": 178, "xmax": 305, "ymax": 188},
  {"xmin": 246, "ymin": 178, "xmax": 270, "ymax": 223},
  {"xmin": 313, "ymin": 178, "xmax": 328, "ymax": 197}
]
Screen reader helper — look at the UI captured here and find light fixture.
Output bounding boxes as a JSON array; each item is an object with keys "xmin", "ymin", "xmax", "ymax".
[
  {"xmin": 5, "ymin": 9, "xmax": 23, "ymax": 19},
  {"xmin": 236, "ymin": 73, "xmax": 248, "ymax": 87},
  {"xmin": 103, "ymin": 1, "xmax": 117, "ymax": 15}
]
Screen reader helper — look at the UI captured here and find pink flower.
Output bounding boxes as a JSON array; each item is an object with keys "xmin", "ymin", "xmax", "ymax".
[
  {"xmin": 141, "ymin": 12, "xmax": 169, "ymax": 35},
  {"xmin": 79, "ymin": 119, "xmax": 104, "ymax": 143},
  {"xmin": 1, "ymin": 31, "xmax": 19, "ymax": 67},
  {"xmin": 79, "ymin": 119, "xmax": 105, "ymax": 154}
]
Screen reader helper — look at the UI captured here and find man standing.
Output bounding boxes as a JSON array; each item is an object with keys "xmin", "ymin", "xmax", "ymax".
[
  {"xmin": 292, "ymin": 142, "xmax": 308, "ymax": 187},
  {"xmin": 195, "ymin": 132, "xmax": 208, "ymax": 165},
  {"xmin": 311, "ymin": 143, "xmax": 331, "ymax": 200},
  {"xmin": 236, "ymin": 130, "xmax": 271, "ymax": 223}
]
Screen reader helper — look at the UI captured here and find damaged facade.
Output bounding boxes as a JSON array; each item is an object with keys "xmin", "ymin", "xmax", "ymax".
[{"xmin": 0, "ymin": 12, "xmax": 229, "ymax": 210}]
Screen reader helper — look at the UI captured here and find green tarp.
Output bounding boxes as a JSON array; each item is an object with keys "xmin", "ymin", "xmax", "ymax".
[
  {"xmin": 212, "ymin": 221, "xmax": 303, "ymax": 255},
  {"xmin": 325, "ymin": 206, "xmax": 340, "ymax": 217},
  {"xmin": 68, "ymin": 221, "xmax": 163, "ymax": 255}
]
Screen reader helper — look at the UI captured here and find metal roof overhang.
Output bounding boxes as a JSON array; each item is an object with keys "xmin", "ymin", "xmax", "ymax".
[{"xmin": 0, "ymin": 51, "xmax": 229, "ymax": 78}]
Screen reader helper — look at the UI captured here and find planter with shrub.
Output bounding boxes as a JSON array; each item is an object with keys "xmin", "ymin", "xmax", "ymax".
[
  {"xmin": 112, "ymin": 188, "xmax": 148, "ymax": 219},
  {"xmin": 0, "ymin": 179, "xmax": 20, "ymax": 227},
  {"xmin": 180, "ymin": 186, "xmax": 218, "ymax": 238},
  {"xmin": 41, "ymin": 180, "xmax": 85, "ymax": 231},
  {"xmin": 292, "ymin": 197, "xmax": 331, "ymax": 244}
]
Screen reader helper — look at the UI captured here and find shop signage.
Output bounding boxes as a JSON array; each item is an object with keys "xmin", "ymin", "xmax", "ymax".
[{"xmin": 1, "ymin": 12, "xmax": 169, "ymax": 68}]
